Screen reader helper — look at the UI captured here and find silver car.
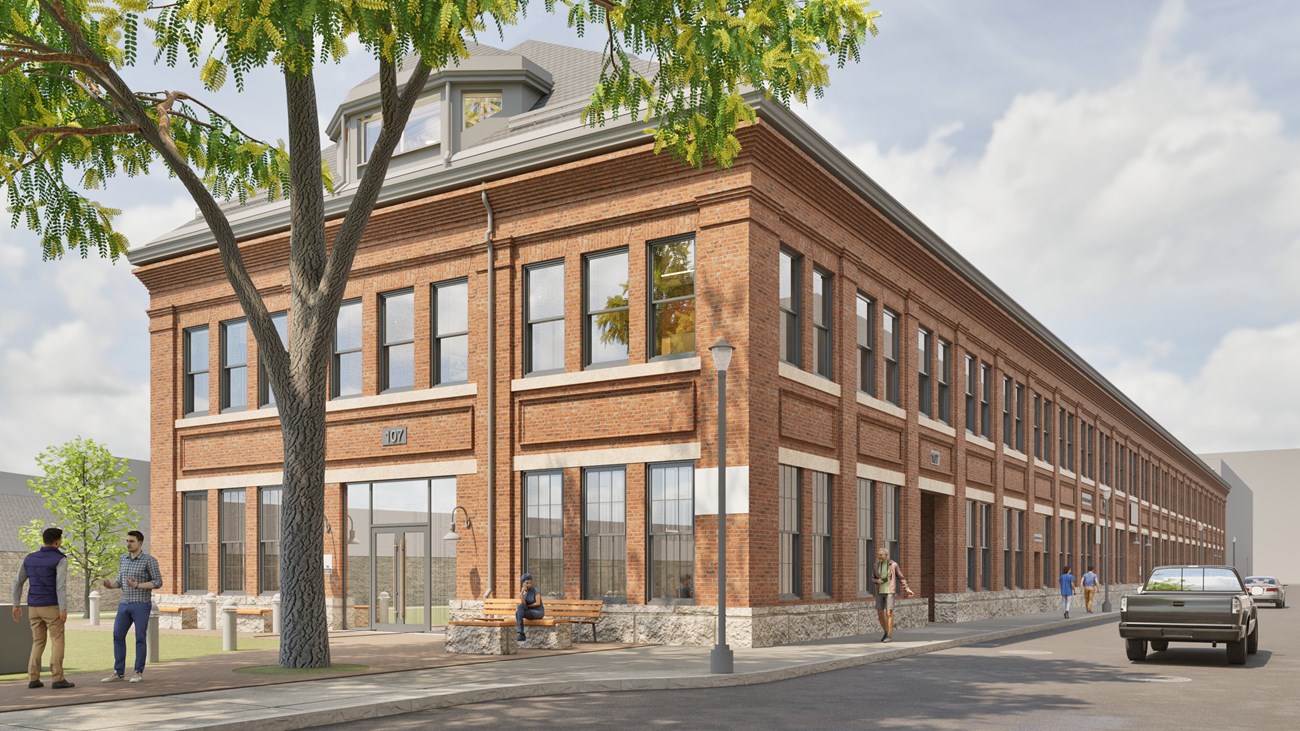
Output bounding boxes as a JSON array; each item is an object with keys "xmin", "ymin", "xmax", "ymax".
[{"xmin": 1244, "ymin": 576, "xmax": 1287, "ymax": 608}]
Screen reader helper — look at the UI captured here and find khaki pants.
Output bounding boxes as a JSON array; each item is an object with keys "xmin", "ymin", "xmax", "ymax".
[
  {"xmin": 1083, "ymin": 587, "xmax": 1097, "ymax": 612},
  {"xmin": 28, "ymin": 605, "xmax": 65, "ymax": 682}
]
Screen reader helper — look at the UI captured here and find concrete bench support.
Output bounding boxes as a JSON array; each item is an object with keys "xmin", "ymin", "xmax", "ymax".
[
  {"xmin": 445, "ymin": 623, "xmax": 518, "ymax": 655},
  {"xmin": 519, "ymin": 622, "xmax": 574, "ymax": 650}
]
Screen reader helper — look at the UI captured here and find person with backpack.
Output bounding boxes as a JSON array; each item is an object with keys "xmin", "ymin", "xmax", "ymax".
[{"xmin": 871, "ymin": 548, "xmax": 914, "ymax": 643}]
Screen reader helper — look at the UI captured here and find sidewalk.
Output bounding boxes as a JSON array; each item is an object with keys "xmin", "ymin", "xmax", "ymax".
[{"xmin": 0, "ymin": 609, "xmax": 1118, "ymax": 730}]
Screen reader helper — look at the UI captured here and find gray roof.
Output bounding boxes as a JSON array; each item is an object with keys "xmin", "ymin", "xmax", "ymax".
[{"xmin": 0, "ymin": 461, "xmax": 150, "ymax": 552}]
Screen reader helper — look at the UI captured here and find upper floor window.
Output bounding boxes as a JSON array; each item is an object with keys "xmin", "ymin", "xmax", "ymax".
[
  {"xmin": 1014, "ymin": 382, "xmax": 1025, "ymax": 452},
  {"xmin": 856, "ymin": 294, "xmax": 875, "ymax": 396},
  {"xmin": 525, "ymin": 261, "xmax": 565, "ymax": 374},
  {"xmin": 779, "ymin": 249, "xmax": 801, "ymax": 366},
  {"xmin": 584, "ymin": 249, "xmax": 630, "ymax": 367},
  {"xmin": 183, "ymin": 325, "xmax": 210, "ymax": 416},
  {"xmin": 1002, "ymin": 376, "xmax": 1013, "ymax": 448},
  {"xmin": 380, "ymin": 289, "xmax": 414, "ymax": 393},
  {"xmin": 812, "ymin": 268, "xmax": 833, "ymax": 378},
  {"xmin": 463, "ymin": 92, "xmax": 503, "ymax": 129},
  {"xmin": 1043, "ymin": 398, "xmax": 1053, "ymax": 463},
  {"xmin": 1033, "ymin": 393, "xmax": 1043, "ymax": 459},
  {"xmin": 649, "ymin": 238, "xmax": 695, "ymax": 358},
  {"xmin": 361, "ymin": 96, "xmax": 441, "ymax": 163},
  {"xmin": 882, "ymin": 309, "xmax": 900, "ymax": 405},
  {"xmin": 220, "ymin": 319, "xmax": 247, "ymax": 412},
  {"xmin": 917, "ymin": 328, "xmax": 932, "ymax": 417},
  {"xmin": 433, "ymin": 279, "xmax": 469, "ymax": 385},
  {"xmin": 937, "ymin": 339, "xmax": 951, "ymax": 424},
  {"xmin": 979, "ymin": 363, "xmax": 992, "ymax": 438},
  {"xmin": 259, "ymin": 312, "xmax": 288, "ymax": 407},
  {"xmin": 964, "ymin": 355, "xmax": 976, "ymax": 433},
  {"xmin": 332, "ymin": 299, "xmax": 362, "ymax": 398}
]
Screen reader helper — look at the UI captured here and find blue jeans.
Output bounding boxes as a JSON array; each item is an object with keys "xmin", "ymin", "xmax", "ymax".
[
  {"xmin": 113, "ymin": 602, "xmax": 151, "ymax": 675},
  {"xmin": 516, "ymin": 604, "xmax": 543, "ymax": 635}
]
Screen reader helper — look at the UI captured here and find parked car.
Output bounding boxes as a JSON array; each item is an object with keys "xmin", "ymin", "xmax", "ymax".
[
  {"xmin": 1244, "ymin": 576, "xmax": 1287, "ymax": 608},
  {"xmin": 1119, "ymin": 565, "xmax": 1259, "ymax": 665}
]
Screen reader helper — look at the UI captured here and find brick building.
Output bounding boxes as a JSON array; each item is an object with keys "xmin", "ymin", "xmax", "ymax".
[{"xmin": 126, "ymin": 41, "xmax": 1230, "ymax": 646}]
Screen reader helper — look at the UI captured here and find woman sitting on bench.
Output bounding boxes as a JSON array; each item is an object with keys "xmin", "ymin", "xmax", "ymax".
[{"xmin": 516, "ymin": 573, "xmax": 544, "ymax": 642}]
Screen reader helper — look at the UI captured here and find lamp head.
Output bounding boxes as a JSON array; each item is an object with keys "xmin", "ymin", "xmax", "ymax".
[{"xmin": 709, "ymin": 341, "xmax": 734, "ymax": 372}]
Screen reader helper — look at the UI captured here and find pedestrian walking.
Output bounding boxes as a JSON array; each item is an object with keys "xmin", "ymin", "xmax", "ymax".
[
  {"xmin": 100, "ymin": 530, "xmax": 163, "ymax": 684},
  {"xmin": 871, "ymin": 548, "xmax": 914, "ymax": 643},
  {"xmin": 516, "ymin": 572, "xmax": 544, "ymax": 642},
  {"xmin": 10, "ymin": 527, "xmax": 75, "ymax": 689},
  {"xmin": 1060, "ymin": 566, "xmax": 1076, "ymax": 619},
  {"xmin": 1081, "ymin": 565, "xmax": 1099, "ymax": 613}
]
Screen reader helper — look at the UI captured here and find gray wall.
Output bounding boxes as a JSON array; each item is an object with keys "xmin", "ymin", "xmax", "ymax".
[{"xmin": 1201, "ymin": 449, "xmax": 1300, "ymax": 584}]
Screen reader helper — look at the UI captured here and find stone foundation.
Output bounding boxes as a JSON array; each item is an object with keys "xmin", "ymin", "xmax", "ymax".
[
  {"xmin": 446, "ymin": 623, "xmax": 517, "ymax": 654},
  {"xmin": 932, "ymin": 583, "xmax": 1142, "ymax": 623},
  {"xmin": 519, "ymin": 622, "xmax": 573, "ymax": 649},
  {"xmin": 157, "ymin": 607, "xmax": 198, "ymax": 630}
]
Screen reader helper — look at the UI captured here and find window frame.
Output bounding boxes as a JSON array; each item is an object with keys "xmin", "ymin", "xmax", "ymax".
[
  {"xmin": 220, "ymin": 318, "xmax": 248, "ymax": 413},
  {"xmin": 218, "ymin": 488, "xmax": 246, "ymax": 595},
  {"xmin": 581, "ymin": 466, "xmax": 627, "ymax": 603},
  {"xmin": 379, "ymin": 288, "xmax": 415, "ymax": 394},
  {"xmin": 917, "ymin": 328, "xmax": 932, "ymax": 417},
  {"xmin": 883, "ymin": 309, "xmax": 900, "ymax": 406},
  {"xmin": 524, "ymin": 259, "xmax": 566, "ymax": 376},
  {"xmin": 523, "ymin": 470, "xmax": 566, "ymax": 599},
  {"xmin": 359, "ymin": 92, "xmax": 443, "ymax": 164},
  {"xmin": 979, "ymin": 363, "xmax": 992, "ymax": 438},
  {"xmin": 812, "ymin": 267, "xmax": 833, "ymax": 378},
  {"xmin": 258, "ymin": 486, "xmax": 282, "ymax": 595},
  {"xmin": 583, "ymin": 249, "xmax": 631, "ymax": 369},
  {"xmin": 964, "ymin": 355, "xmax": 977, "ymax": 433},
  {"xmin": 647, "ymin": 237, "xmax": 697, "ymax": 360},
  {"xmin": 778, "ymin": 465, "xmax": 802, "ymax": 599},
  {"xmin": 432, "ymin": 278, "xmax": 470, "ymax": 386},
  {"xmin": 182, "ymin": 491, "xmax": 208, "ymax": 593},
  {"xmin": 857, "ymin": 293, "xmax": 876, "ymax": 397},
  {"xmin": 183, "ymin": 325, "xmax": 210, "ymax": 417},
  {"xmin": 647, "ymin": 461, "xmax": 696, "ymax": 605},
  {"xmin": 779, "ymin": 248, "xmax": 802, "ymax": 367},
  {"xmin": 811, "ymin": 471, "xmax": 832, "ymax": 597},
  {"xmin": 857, "ymin": 479, "xmax": 875, "ymax": 595},
  {"xmin": 331, "ymin": 299, "xmax": 363, "ymax": 399},
  {"xmin": 258, "ymin": 311, "xmax": 288, "ymax": 408},
  {"xmin": 937, "ymin": 339, "xmax": 951, "ymax": 424}
]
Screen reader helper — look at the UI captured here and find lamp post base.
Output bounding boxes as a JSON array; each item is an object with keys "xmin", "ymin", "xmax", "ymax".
[
  {"xmin": 710, "ymin": 644, "xmax": 734, "ymax": 674},
  {"xmin": 1101, "ymin": 599, "xmax": 1113, "ymax": 613}
]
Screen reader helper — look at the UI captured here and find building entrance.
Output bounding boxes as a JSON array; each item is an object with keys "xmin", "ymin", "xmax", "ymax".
[{"xmin": 371, "ymin": 525, "xmax": 429, "ymax": 631}]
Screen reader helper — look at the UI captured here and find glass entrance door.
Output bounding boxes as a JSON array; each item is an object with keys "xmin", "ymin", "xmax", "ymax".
[{"xmin": 371, "ymin": 526, "xmax": 429, "ymax": 631}]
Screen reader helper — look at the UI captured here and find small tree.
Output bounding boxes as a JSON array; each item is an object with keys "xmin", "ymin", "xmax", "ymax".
[{"xmin": 20, "ymin": 436, "xmax": 141, "ymax": 618}]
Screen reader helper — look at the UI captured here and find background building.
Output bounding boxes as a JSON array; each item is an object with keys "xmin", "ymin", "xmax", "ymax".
[
  {"xmin": 128, "ymin": 42, "xmax": 1230, "ymax": 646},
  {"xmin": 1201, "ymin": 448, "xmax": 1300, "ymax": 583}
]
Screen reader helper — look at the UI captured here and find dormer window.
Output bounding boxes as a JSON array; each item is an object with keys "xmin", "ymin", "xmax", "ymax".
[
  {"xmin": 463, "ymin": 92, "xmax": 503, "ymax": 129},
  {"xmin": 361, "ymin": 95, "xmax": 442, "ymax": 163}
]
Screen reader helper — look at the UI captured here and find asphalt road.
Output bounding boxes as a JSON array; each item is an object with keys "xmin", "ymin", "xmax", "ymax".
[{"xmin": 313, "ymin": 603, "xmax": 1296, "ymax": 730}]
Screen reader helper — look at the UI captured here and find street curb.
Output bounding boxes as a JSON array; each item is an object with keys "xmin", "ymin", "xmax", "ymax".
[{"xmin": 187, "ymin": 613, "xmax": 1117, "ymax": 730}]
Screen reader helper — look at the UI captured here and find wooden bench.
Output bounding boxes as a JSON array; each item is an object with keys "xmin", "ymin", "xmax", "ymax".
[
  {"xmin": 232, "ymin": 606, "xmax": 273, "ymax": 633},
  {"xmin": 480, "ymin": 598, "xmax": 604, "ymax": 642},
  {"xmin": 157, "ymin": 605, "xmax": 197, "ymax": 630}
]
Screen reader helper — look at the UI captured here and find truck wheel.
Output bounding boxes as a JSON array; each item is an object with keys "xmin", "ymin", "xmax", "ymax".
[
  {"xmin": 1227, "ymin": 638, "xmax": 1247, "ymax": 665},
  {"xmin": 1126, "ymin": 639, "xmax": 1147, "ymax": 662},
  {"xmin": 1150, "ymin": 640, "xmax": 1169, "ymax": 652},
  {"xmin": 1247, "ymin": 621, "xmax": 1259, "ymax": 655}
]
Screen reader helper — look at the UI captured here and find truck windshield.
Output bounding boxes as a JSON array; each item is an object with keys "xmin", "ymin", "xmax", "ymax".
[{"xmin": 1145, "ymin": 568, "xmax": 1242, "ymax": 592}]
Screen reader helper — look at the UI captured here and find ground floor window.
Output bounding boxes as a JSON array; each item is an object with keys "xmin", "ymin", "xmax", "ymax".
[
  {"xmin": 811, "ymin": 471, "xmax": 832, "ymax": 597},
  {"xmin": 258, "ymin": 486, "xmax": 282, "ymax": 594},
  {"xmin": 979, "ymin": 502, "xmax": 991, "ymax": 590},
  {"xmin": 857, "ymin": 479, "xmax": 875, "ymax": 594},
  {"xmin": 648, "ymin": 462, "xmax": 694, "ymax": 604},
  {"xmin": 219, "ymin": 489, "xmax": 246, "ymax": 593},
  {"xmin": 965, "ymin": 500, "xmax": 976, "ymax": 591},
  {"xmin": 1042, "ymin": 519, "xmax": 1054, "ymax": 586},
  {"xmin": 583, "ymin": 466, "xmax": 627, "ymax": 602},
  {"xmin": 182, "ymin": 491, "xmax": 207, "ymax": 592},
  {"xmin": 524, "ymin": 471, "xmax": 565, "ymax": 599},
  {"xmin": 778, "ymin": 465, "xmax": 801, "ymax": 598}
]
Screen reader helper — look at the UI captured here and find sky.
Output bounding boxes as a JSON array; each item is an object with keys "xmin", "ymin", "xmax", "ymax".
[{"xmin": 1, "ymin": 0, "xmax": 1297, "ymax": 473}]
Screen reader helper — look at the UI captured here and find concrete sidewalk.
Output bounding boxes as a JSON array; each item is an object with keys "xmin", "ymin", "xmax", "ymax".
[{"xmin": 0, "ymin": 609, "xmax": 1118, "ymax": 731}]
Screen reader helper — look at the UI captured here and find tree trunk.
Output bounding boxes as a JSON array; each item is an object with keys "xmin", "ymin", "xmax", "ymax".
[
  {"xmin": 276, "ymin": 395, "xmax": 332, "ymax": 668},
  {"xmin": 83, "ymin": 577, "xmax": 91, "ymax": 619}
]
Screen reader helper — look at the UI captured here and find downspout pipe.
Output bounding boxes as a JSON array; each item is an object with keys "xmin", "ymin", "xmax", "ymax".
[{"xmin": 481, "ymin": 189, "xmax": 496, "ymax": 599}]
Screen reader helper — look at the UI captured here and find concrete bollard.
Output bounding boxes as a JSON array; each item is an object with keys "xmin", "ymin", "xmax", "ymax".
[
  {"xmin": 272, "ymin": 593, "xmax": 282, "ymax": 635},
  {"xmin": 88, "ymin": 590, "xmax": 101, "ymax": 625},
  {"xmin": 148, "ymin": 603, "xmax": 160, "ymax": 664},
  {"xmin": 204, "ymin": 592, "xmax": 218, "ymax": 631},
  {"xmin": 377, "ymin": 591, "xmax": 391, "ymax": 623},
  {"xmin": 221, "ymin": 600, "xmax": 238, "ymax": 651}
]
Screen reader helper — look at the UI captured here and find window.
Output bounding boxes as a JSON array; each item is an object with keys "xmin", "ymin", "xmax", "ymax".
[
  {"xmin": 332, "ymin": 299, "xmax": 362, "ymax": 398},
  {"xmin": 649, "ymin": 238, "xmax": 696, "ymax": 358},
  {"xmin": 1002, "ymin": 376, "xmax": 1013, "ymax": 448},
  {"xmin": 883, "ymin": 310, "xmax": 900, "ymax": 405},
  {"xmin": 219, "ymin": 489, "xmax": 246, "ymax": 593},
  {"xmin": 857, "ymin": 479, "xmax": 875, "ymax": 594},
  {"xmin": 1042, "ymin": 519, "xmax": 1053, "ymax": 586},
  {"xmin": 583, "ymin": 467, "xmax": 626, "ymax": 602},
  {"xmin": 979, "ymin": 363, "xmax": 991, "ymax": 437},
  {"xmin": 1087, "ymin": 424, "xmax": 1096, "ymax": 480},
  {"xmin": 380, "ymin": 289, "xmax": 414, "ymax": 392},
  {"xmin": 584, "ymin": 250, "xmax": 629, "ymax": 367},
  {"xmin": 1008, "ymin": 509, "xmax": 1024, "ymax": 588},
  {"xmin": 523, "ymin": 471, "xmax": 565, "ymax": 597},
  {"xmin": 1033, "ymin": 394, "xmax": 1042, "ymax": 459},
  {"xmin": 1067, "ymin": 414, "xmax": 1076, "ymax": 472},
  {"xmin": 857, "ymin": 294, "xmax": 875, "ymax": 396},
  {"xmin": 779, "ymin": 249, "xmax": 801, "ymax": 365},
  {"xmin": 258, "ymin": 312, "xmax": 288, "ymax": 407},
  {"xmin": 360, "ymin": 96, "xmax": 441, "ymax": 163},
  {"xmin": 1043, "ymin": 398, "xmax": 1053, "ymax": 464},
  {"xmin": 525, "ymin": 261, "xmax": 565, "ymax": 374},
  {"xmin": 432, "ymin": 280, "xmax": 469, "ymax": 384},
  {"xmin": 1014, "ymin": 383, "xmax": 1025, "ymax": 452},
  {"xmin": 779, "ymin": 465, "xmax": 802, "ymax": 597},
  {"xmin": 183, "ymin": 326, "xmax": 210, "ymax": 416},
  {"xmin": 1003, "ymin": 507, "xmax": 1013, "ymax": 588},
  {"xmin": 812, "ymin": 472, "xmax": 832, "ymax": 596},
  {"xmin": 964, "ymin": 355, "xmax": 977, "ymax": 433},
  {"xmin": 980, "ymin": 502, "xmax": 991, "ymax": 590},
  {"xmin": 183, "ymin": 491, "xmax": 207, "ymax": 592},
  {"xmin": 965, "ymin": 500, "xmax": 976, "ymax": 591},
  {"xmin": 648, "ymin": 463, "xmax": 694, "ymax": 603},
  {"xmin": 463, "ymin": 92, "xmax": 502, "ymax": 129},
  {"xmin": 918, "ymin": 328, "xmax": 932, "ymax": 417},
  {"xmin": 812, "ymin": 268, "xmax": 833, "ymax": 378},
  {"xmin": 937, "ymin": 339, "xmax": 951, "ymax": 424},
  {"xmin": 884, "ymin": 483, "xmax": 901, "ymax": 562},
  {"xmin": 220, "ymin": 319, "xmax": 248, "ymax": 412},
  {"xmin": 258, "ymin": 487, "xmax": 281, "ymax": 594}
]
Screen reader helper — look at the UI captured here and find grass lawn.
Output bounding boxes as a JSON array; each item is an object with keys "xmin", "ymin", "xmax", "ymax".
[{"xmin": 0, "ymin": 620, "xmax": 279, "ymax": 682}]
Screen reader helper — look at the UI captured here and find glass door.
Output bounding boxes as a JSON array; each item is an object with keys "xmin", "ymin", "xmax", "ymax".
[{"xmin": 371, "ymin": 525, "xmax": 429, "ymax": 631}]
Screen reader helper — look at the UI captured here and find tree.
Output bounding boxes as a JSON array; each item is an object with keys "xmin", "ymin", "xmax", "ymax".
[
  {"xmin": 0, "ymin": 0, "xmax": 880, "ymax": 668},
  {"xmin": 19, "ymin": 436, "xmax": 141, "ymax": 619}
]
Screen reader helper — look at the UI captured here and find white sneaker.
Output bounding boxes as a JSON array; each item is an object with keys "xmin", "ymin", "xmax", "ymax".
[
  {"xmin": 101, "ymin": 674, "xmax": 124, "ymax": 682},
  {"xmin": 129, "ymin": 673, "xmax": 144, "ymax": 683}
]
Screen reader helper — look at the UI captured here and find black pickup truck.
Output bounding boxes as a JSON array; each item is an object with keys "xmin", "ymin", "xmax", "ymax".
[{"xmin": 1119, "ymin": 565, "xmax": 1259, "ymax": 665}]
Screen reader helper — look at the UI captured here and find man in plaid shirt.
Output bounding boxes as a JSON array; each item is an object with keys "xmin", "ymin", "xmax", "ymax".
[{"xmin": 99, "ymin": 531, "xmax": 163, "ymax": 683}]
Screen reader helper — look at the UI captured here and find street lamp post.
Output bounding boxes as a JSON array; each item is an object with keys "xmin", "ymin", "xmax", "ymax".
[
  {"xmin": 1100, "ymin": 486, "xmax": 1113, "ymax": 613},
  {"xmin": 709, "ymin": 341, "xmax": 735, "ymax": 675},
  {"xmin": 1232, "ymin": 536, "xmax": 1237, "ymax": 570}
]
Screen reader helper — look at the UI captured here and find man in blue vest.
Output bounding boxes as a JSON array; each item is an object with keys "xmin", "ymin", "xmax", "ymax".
[{"xmin": 10, "ymin": 527, "xmax": 75, "ymax": 689}]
